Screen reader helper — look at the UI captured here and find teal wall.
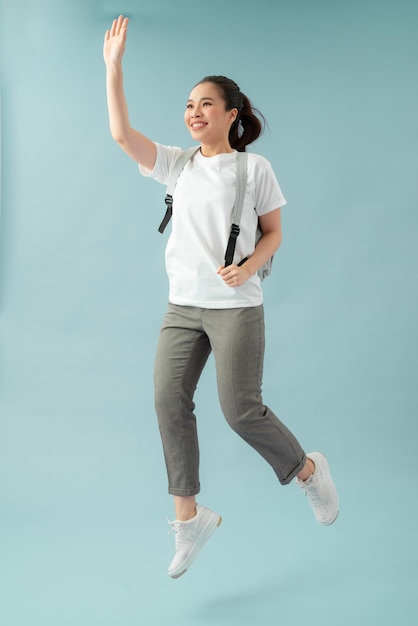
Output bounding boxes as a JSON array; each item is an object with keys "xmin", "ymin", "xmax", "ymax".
[{"xmin": 0, "ymin": 1, "xmax": 417, "ymax": 625}]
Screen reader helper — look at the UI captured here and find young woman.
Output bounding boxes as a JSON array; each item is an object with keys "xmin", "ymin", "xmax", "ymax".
[{"xmin": 104, "ymin": 16, "xmax": 339, "ymax": 579}]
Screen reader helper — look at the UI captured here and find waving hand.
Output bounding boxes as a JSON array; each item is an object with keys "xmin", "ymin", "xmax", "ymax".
[{"xmin": 103, "ymin": 15, "xmax": 129, "ymax": 66}]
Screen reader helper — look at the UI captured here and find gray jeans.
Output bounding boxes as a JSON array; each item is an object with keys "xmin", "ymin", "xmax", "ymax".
[{"xmin": 154, "ymin": 303, "xmax": 306, "ymax": 496}]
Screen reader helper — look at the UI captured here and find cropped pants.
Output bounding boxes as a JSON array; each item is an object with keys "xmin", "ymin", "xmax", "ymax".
[{"xmin": 154, "ymin": 303, "xmax": 306, "ymax": 496}]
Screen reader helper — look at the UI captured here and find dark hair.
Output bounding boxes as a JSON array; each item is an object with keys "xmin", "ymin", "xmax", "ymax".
[{"xmin": 196, "ymin": 75, "xmax": 265, "ymax": 152}]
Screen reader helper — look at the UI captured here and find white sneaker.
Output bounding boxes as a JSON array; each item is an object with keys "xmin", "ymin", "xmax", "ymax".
[
  {"xmin": 168, "ymin": 503, "xmax": 222, "ymax": 579},
  {"xmin": 296, "ymin": 452, "xmax": 339, "ymax": 525}
]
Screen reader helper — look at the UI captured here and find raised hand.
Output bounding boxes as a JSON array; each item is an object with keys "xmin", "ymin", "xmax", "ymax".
[{"xmin": 103, "ymin": 15, "xmax": 129, "ymax": 66}]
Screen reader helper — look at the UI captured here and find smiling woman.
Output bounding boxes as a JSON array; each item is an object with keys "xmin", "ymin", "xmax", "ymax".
[
  {"xmin": 185, "ymin": 85, "xmax": 237, "ymax": 155},
  {"xmin": 184, "ymin": 77, "xmax": 264, "ymax": 155},
  {"xmin": 103, "ymin": 14, "xmax": 339, "ymax": 580},
  {"xmin": 186, "ymin": 85, "xmax": 235, "ymax": 154}
]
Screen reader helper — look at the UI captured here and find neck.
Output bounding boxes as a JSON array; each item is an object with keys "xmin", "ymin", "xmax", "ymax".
[{"xmin": 199, "ymin": 141, "xmax": 234, "ymax": 157}]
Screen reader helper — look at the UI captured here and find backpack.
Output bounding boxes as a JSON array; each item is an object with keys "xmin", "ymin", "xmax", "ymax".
[{"xmin": 158, "ymin": 147, "xmax": 273, "ymax": 280}]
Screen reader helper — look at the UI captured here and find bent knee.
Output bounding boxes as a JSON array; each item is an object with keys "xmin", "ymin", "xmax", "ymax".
[{"xmin": 223, "ymin": 404, "xmax": 266, "ymax": 435}]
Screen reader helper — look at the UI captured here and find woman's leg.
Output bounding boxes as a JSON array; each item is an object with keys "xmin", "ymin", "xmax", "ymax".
[
  {"xmin": 204, "ymin": 305, "xmax": 338, "ymax": 525},
  {"xmin": 155, "ymin": 306, "xmax": 223, "ymax": 578},
  {"xmin": 204, "ymin": 305, "xmax": 307, "ymax": 484},
  {"xmin": 154, "ymin": 304, "xmax": 211, "ymax": 503}
]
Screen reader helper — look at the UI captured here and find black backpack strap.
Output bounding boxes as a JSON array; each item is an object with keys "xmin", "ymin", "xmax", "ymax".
[
  {"xmin": 158, "ymin": 194, "xmax": 174, "ymax": 234},
  {"xmin": 158, "ymin": 147, "xmax": 200, "ymax": 233},
  {"xmin": 224, "ymin": 152, "xmax": 248, "ymax": 267},
  {"xmin": 224, "ymin": 223, "xmax": 241, "ymax": 267}
]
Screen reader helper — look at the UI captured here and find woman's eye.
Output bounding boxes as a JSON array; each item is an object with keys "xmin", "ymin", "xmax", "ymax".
[{"xmin": 202, "ymin": 102, "xmax": 211, "ymax": 106}]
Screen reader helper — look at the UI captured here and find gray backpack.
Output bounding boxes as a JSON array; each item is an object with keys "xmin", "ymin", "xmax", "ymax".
[{"xmin": 158, "ymin": 147, "xmax": 273, "ymax": 280}]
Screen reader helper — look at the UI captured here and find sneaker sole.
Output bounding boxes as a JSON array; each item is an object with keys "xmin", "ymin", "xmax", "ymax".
[
  {"xmin": 169, "ymin": 515, "xmax": 222, "ymax": 579},
  {"xmin": 322, "ymin": 509, "xmax": 339, "ymax": 525}
]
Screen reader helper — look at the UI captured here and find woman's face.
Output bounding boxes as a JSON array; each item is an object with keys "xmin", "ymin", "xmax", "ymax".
[{"xmin": 184, "ymin": 82, "xmax": 238, "ymax": 146}]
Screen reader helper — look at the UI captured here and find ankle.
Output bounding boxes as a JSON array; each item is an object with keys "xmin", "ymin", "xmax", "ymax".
[
  {"xmin": 297, "ymin": 458, "xmax": 315, "ymax": 482},
  {"xmin": 174, "ymin": 496, "xmax": 197, "ymax": 521},
  {"xmin": 178, "ymin": 508, "xmax": 197, "ymax": 522}
]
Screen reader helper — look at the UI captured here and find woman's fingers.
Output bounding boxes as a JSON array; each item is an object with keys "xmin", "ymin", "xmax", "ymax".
[
  {"xmin": 217, "ymin": 264, "xmax": 251, "ymax": 287},
  {"xmin": 103, "ymin": 15, "xmax": 129, "ymax": 63},
  {"xmin": 115, "ymin": 15, "xmax": 128, "ymax": 36},
  {"xmin": 109, "ymin": 15, "xmax": 128, "ymax": 38}
]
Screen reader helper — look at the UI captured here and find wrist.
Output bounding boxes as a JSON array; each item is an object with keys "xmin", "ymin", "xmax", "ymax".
[
  {"xmin": 105, "ymin": 59, "xmax": 123, "ymax": 73},
  {"xmin": 241, "ymin": 258, "xmax": 257, "ymax": 278}
]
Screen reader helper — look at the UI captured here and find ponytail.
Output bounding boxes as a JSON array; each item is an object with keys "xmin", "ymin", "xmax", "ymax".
[
  {"xmin": 229, "ymin": 94, "xmax": 265, "ymax": 152},
  {"xmin": 196, "ymin": 75, "xmax": 265, "ymax": 152}
]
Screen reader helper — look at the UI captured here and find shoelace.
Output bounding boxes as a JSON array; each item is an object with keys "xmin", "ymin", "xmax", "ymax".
[
  {"xmin": 168, "ymin": 518, "xmax": 194, "ymax": 548},
  {"xmin": 304, "ymin": 483, "xmax": 322, "ymax": 505},
  {"xmin": 299, "ymin": 476, "xmax": 323, "ymax": 503},
  {"xmin": 168, "ymin": 518, "xmax": 179, "ymax": 535}
]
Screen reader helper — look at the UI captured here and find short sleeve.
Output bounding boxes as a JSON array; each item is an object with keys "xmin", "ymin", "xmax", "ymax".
[
  {"xmin": 251, "ymin": 155, "xmax": 287, "ymax": 216},
  {"xmin": 138, "ymin": 143, "xmax": 183, "ymax": 185}
]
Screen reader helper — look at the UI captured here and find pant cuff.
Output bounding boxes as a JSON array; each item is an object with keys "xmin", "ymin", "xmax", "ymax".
[
  {"xmin": 279, "ymin": 453, "xmax": 307, "ymax": 485},
  {"xmin": 168, "ymin": 485, "xmax": 201, "ymax": 496}
]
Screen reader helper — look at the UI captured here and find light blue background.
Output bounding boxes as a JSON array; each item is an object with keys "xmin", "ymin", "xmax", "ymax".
[{"xmin": 0, "ymin": 1, "xmax": 417, "ymax": 625}]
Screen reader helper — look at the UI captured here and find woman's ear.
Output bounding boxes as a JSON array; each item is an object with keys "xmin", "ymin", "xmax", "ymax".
[{"xmin": 229, "ymin": 108, "xmax": 239, "ymax": 125}]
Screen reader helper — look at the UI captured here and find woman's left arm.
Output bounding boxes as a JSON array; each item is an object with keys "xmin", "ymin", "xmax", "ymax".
[{"xmin": 217, "ymin": 208, "xmax": 282, "ymax": 287}]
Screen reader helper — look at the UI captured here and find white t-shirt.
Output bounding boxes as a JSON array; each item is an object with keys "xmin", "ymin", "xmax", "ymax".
[{"xmin": 139, "ymin": 143, "xmax": 286, "ymax": 308}]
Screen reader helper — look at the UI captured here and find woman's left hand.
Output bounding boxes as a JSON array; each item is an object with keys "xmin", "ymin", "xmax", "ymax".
[{"xmin": 217, "ymin": 264, "xmax": 252, "ymax": 287}]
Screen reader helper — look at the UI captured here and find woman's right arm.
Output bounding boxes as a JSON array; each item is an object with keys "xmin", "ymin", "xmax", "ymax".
[{"xmin": 103, "ymin": 16, "xmax": 157, "ymax": 170}]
